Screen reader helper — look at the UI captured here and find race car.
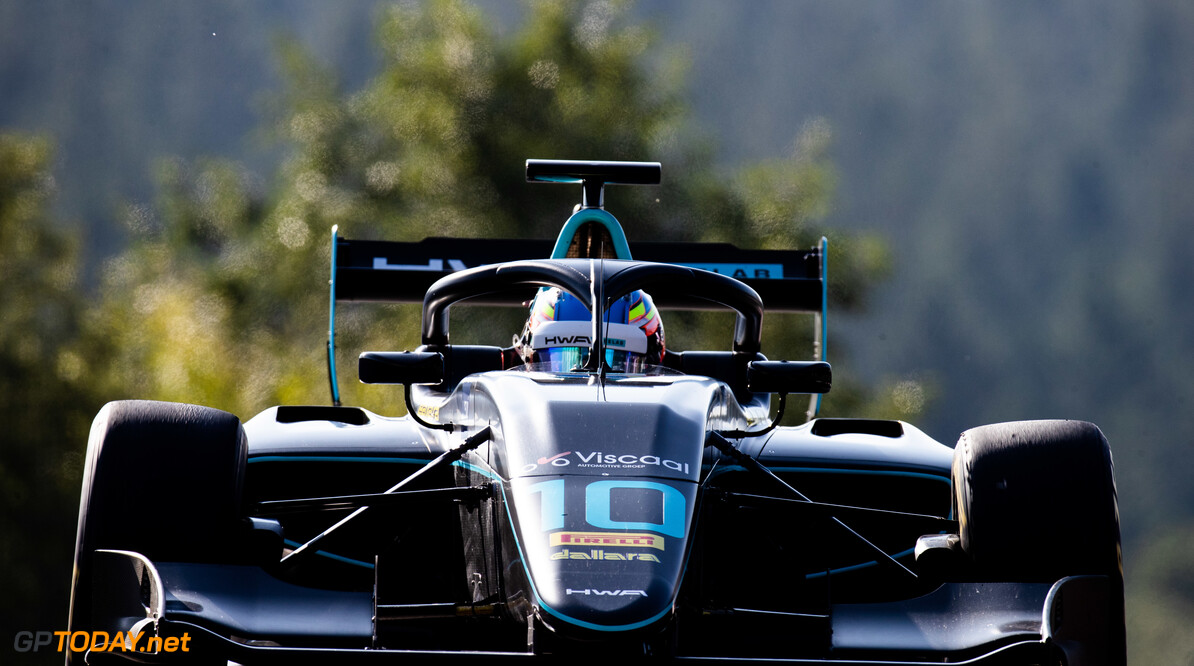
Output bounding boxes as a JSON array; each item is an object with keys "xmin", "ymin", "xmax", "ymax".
[{"xmin": 67, "ymin": 160, "xmax": 1125, "ymax": 665}]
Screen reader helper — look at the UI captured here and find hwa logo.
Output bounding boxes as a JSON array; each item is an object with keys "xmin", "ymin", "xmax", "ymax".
[
  {"xmin": 543, "ymin": 335, "xmax": 591, "ymax": 346},
  {"xmin": 542, "ymin": 335, "xmax": 626, "ymax": 347},
  {"xmin": 565, "ymin": 588, "xmax": 648, "ymax": 597}
]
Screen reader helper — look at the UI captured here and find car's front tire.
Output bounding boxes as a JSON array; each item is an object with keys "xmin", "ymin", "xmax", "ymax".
[
  {"xmin": 952, "ymin": 419, "xmax": 1124, "ymax": 663},
  {"xmin": 66, "ymin": 400, "xmax": 247, "ymax": 663}
]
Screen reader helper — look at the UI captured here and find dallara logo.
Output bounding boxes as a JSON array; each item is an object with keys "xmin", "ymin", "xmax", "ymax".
[
  {"xmin": 551, "ymin": 548, "xmax": 661, "ymax": 562},
  {"xmin": 566, "ymin": 588, "xmax": 648, "ymax": 597},
  {"xmin": 550, "ymin": 531, "xmax": 665, "ymax": 551}
]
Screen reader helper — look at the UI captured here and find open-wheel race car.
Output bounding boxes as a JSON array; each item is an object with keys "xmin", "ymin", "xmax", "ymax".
[{"xmin": 68, "ymin": 160, "xmax": 1125, "ymax": 665}]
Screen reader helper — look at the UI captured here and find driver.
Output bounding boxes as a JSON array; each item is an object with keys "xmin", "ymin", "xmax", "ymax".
[{"xmin": 514, "ymin": 287, "xmax": 665, "ymax": 373}]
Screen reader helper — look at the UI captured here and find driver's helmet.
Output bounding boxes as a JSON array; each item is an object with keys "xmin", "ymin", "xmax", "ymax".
[{"xmin": 515, "ymin": 288, "xmax": 665, "ymax": 372}]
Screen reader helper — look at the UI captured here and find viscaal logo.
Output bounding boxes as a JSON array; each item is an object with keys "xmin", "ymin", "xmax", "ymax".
[
  {"xmin": 574, "ymin": 451, "xmax": 690, "ymax": 473},
  {"xmin": 521, "ymin": 451, "xmax": 690, "ymax": 474},
  {"xmin": 550, "ymin": 531, "xmax": 664, "ymax": 551},
  {"xmin": 533, "ymin": 451, "xmax": 572, "ymax": 467}
]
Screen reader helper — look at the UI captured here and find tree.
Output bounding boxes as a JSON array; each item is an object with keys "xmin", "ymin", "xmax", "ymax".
[{"xmin": 0, "ymin": 132, "xmax": 100, "ymax": 635}]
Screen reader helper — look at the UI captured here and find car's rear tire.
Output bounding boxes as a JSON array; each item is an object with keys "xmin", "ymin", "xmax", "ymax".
[
  {"xmin": 952, "ymin": 419, "xmax": 1124, "ymax": 662},
  {"xmin": 67, "ymin": 400, "xmax": 247, "ymax": 658}
]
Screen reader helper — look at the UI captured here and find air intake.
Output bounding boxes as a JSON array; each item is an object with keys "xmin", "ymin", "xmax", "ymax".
[{"xmin": 811, "ymin": 418, "xmax": 903, "ymax": 438}]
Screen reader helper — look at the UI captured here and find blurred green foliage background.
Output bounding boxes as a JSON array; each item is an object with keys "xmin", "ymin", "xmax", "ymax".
[{"xmin": 2, "ymin": 1, "xmax": 1192, "ymax": 664}]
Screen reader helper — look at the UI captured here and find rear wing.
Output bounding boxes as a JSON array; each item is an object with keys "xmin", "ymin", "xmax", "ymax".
[
  {"xmin": 332, "ymin": 230, "xmax": 825, "ymax": 312},
  {"xmin": 327, "ymin": 226, "xmax": 828, "ymax": 410}
]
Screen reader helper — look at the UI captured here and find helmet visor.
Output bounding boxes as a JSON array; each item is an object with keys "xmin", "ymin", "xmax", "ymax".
[
  {"xmin": 535, "ymin": 347, "xmax": 648, "ymax": 373},
  {"xmin": 528, "ymin": 320, "xmax": 649, "ymax": 373}
]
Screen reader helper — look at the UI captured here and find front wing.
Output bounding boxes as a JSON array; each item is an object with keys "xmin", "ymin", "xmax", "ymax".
[{"xmin": 86, "ymin": 549, "xmax": 1115, "ymax": 665}]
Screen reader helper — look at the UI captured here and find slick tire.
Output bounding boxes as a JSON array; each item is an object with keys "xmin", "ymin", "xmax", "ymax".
[
  {"xmin": 952, "ymin": 419, "xmax": 1124, "ymax": 663},
  {"xmin": 67, "ymin": 401, "xmax": 247, "ymax": 652},
  {"xmin": 952, "ymin": 419, "xmax": 1120, "ymax": 579}
]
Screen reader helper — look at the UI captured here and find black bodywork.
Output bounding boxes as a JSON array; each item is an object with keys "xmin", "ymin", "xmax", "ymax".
[{"xmin": 68, "ymin": 160, "xmax": 1125, "ymax": 665}]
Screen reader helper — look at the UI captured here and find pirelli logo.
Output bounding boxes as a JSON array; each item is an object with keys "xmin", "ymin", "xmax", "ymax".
[{"xmin": 549, "ymin": 531, "xmax": 664, "ymax": 551}]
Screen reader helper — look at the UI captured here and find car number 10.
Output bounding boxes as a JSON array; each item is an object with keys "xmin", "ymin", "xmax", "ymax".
[{"xmin": 526, "ymin": 478, "xmax": 686, "ymax": 538}]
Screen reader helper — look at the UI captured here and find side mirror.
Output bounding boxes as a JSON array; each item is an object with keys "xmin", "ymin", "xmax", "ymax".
[
  {"xmin": 359, "ymin": 351, "xmax": 444, "ymax": 385},
  {"xmin": 747, "ymin": 360, "xmax": 831, "ymax": 394}
]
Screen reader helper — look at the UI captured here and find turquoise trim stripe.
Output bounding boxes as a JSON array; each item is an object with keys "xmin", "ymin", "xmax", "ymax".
[
  {"xmin": 248, "ymin": 454, "xmax": 502, "ymax": 481},
  {"xmin": 248, "ymin": 456, "xmax": 434, "ymax": 465},
  {"xmin": 282, "ymin": 538, "xmax": 374, "ymax": 570},
  {"xmin": 549, "ymin": 209, "xmax": 632, "ymax": 260},
  {"xmin": 452, "ymin": 459, "xmax": 500, "ymax": 480},
  {"xmin": 805, "ymin": 547, "xmax": 916, "ymax": 579},
  {"xmin": 702, "ymin": 463, "xmax": 747, "ymax": 477},
  {"xmin": 327, "ymin": 225, "xmax": 341, "ymax": 406},
  {"xmin": 766, "ymin": 466, "xmax": 951, "ymax": 485},
  {"xmin": 495, "ymin": 481, "xmax": 546, "ymax": 618},
  {"xmin": 704, "ymin": 464, "xmax": 950, "ymax": 486},
  {"xmin": 537, "ymin": 595, "xmax": 675, "ymax": 633}
]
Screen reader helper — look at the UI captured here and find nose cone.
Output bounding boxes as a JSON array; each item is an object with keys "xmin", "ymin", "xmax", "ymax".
[{"xmin": 508, "ymin": 477, "xmax": 697, "ymax": 634}]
